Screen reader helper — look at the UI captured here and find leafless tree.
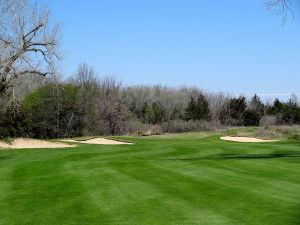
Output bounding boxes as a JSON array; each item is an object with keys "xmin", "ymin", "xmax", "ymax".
[
  {"xmin": 207, "ymin": 92, "xmax": 227, "ymax": 122},
  {"xmin": 122, "ymin": 85, "xmax": 153, "ymax": 117},
  {"xmin": 290, "ymin": 93, "xmax": 299, "ymax": 106},
  {"xmin": 72, "ymin": 63, "xmax": 98, "ymax": 87},
  {"xmin": 0, "ymin": 0, "xmax": 60, "ymax": 96},
  {"xmin": 266, "ymin": 0, "xmax": 294, "ymax": 23},
  {"xmin": 97, "ymin": 76, "xmax": 130, "ymax": 135},
  {"xmin": 71, "ymin": 63, "xmax": 99, "ymax": 134},
  {"xmin": 14, "ymin": 73, "xmax": 47, "ymax": 97}
]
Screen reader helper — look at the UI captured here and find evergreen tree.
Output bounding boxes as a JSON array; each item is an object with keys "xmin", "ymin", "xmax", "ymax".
[
  {"xmin": 219, "ymin": 96, "xmax": 246, "ymax": 126},
  {"xmin": 185, "ymin": 94, "xmax": 210, "ymax": 121},
  {"xmin": 243, "ymin": 110, "xmax": 260, "ymax": 126},
  {"xmin": 249, "ymin": 94, "xmax": 264, "ymax": 116}
]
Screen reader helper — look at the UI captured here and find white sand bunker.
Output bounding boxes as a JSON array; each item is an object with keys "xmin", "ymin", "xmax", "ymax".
[
  {"xmin": 0, "ymin": 138, "xmax": 75, "ymax": 149},
  {"xmin": 220, "ymin": 136, "xmax": 278, "ymax": 143},
  {"xmin": 62, "ymin": 137, "xmax": 132, "ymax": 145}
]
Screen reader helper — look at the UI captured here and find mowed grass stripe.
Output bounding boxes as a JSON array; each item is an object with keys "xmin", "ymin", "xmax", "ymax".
[
  {"xmin": 0, "ymin": 133, "xmax": 300, "ymax": 224},
  {"xmin": 4, "ymin": 159, "xmax": 112, "ymax": 225},
  {"xmin": 111, "ymin": 160, "xmax": 294, "ymax": 225},
  {"xmin": 67, "ymin": 166, "xmax": 206, "ymax": 225}
]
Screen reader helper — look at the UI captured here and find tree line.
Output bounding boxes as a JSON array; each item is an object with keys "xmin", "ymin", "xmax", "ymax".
[
  {"xmin": 1, "ymin": 0, "xmax": 298, "ymax": 138},
  {"xmin": 0, "ymin": 63, "xmax": 299, "ymax": 138}
]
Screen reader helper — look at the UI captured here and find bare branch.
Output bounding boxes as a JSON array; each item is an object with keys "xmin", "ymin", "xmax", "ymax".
[
  {"xmin": 16, "ymin": 70, "xmax": 53, "ymax": 76},
  {"xmin": 266, "ymin": 0, "xmax": 294, "ymax": 24},
  {"xmin": 0, "ymin": 0, "xmax": 61, "ymax": 96}
]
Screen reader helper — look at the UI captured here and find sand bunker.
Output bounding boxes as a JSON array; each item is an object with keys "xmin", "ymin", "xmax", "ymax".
[
  {"xmin": 220, "ymin": 136, "xmax": 278, "ymax": 143},
  {"xmin": 0, "ymin": 138, "xmax": 75, "ymax": 149},
  {"xmin": 62, "ymin": 137, "xmax": 132, "ymax": 145}
]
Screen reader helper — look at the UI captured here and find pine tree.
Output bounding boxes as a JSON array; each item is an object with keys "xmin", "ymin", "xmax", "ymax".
[{"xmin": 185, "ymin": 94, "xmax": 210, "ymax": 121}]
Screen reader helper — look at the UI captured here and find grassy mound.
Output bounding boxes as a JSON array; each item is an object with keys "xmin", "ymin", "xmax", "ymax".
[{"xmin": 223, "ymin": 125, "xmax": 300, "ymax": 141}]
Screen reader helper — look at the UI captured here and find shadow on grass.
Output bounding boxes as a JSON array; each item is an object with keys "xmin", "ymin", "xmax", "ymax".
[
  {"xmin": 0, "ymin": 155, "xmax": 10, "ymax": 160},
  {"xmin": 162, "ymin": 152, "xmax": 300, "ymax": 161},
  {"xmin": 213, "ymin": 153, "xmax": 300, "ymax": 160}
]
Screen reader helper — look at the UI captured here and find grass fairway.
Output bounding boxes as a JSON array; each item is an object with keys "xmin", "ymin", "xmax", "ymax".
[{"xmin": 1, "ymin": 133, "xmax": 300, "ymax": 225}]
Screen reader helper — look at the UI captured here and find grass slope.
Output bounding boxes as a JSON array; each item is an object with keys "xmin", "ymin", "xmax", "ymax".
[{"xmin": 1, "ymin": 132, "xmax": 300, "ymax": 224}]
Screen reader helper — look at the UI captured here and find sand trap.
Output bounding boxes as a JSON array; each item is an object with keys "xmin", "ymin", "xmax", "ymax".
[
  {"xmin": 220, "ymin": 136, "xmax": 278, "ymax": 143},
  {"xmin": 0, "ymin": 138, "xmax": 75, "ymax": 149},
  {"xmin": 62, "ymin": 137, "xmax": 132, "ymax": 145}
]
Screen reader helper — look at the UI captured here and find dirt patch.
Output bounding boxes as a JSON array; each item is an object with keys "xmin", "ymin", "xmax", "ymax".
[
  {"xmin": 0, "ymin": 138, "xmax": 75, "ymax": 149},
  {"xmin": 62, "ymin": 137, "xmax": 132, "ymax": 145},
  {"xmin": 220, "ymin": 136, "xmax": 278, "ymax": 143}
]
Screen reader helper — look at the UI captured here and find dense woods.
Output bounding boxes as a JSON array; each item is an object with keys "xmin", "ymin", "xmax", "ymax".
[
  {"xmin": 0, "ymin": 62, "xmax": 299, "ymax": 138},
  {"xmin": 0, "ymin": 0, "xmax": 298, "ymax": 138}
]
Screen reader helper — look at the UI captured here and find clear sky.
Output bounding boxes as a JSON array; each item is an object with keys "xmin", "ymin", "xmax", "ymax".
[{"xmin": 43, "ymin": 0, "xmax": 299, "ymax": 97}]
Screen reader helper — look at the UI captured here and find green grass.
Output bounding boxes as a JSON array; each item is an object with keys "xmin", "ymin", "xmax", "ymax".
[
  {"xmin": 222, "ymin": 125, "xmax": 300, "ymax": 140},
  {"xmin": 1, "ymin": 132, "xmax": 300, "ymax": 224}
]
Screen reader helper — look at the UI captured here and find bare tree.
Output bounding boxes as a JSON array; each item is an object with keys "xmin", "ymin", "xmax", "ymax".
[
  {"xmin": 290, "ymin": 93, "xmax": 299, "ymax": 106},
  {"xmin": 97, "ymin": 76, "xmax": 130, "ymax": 135},
  {"xmin": 0, "ymin": 0, "xmax": 60, "ymax": 96},
  {"xmin": 207, "ymin": 92, "xmax": 227, "ymax": 122},
  {"xmin": 266, "ymin": 0, "xmax": 294, "ymax": 23},
  {"xmin": 71, "ymin": 63, "xmax": 99, "ymax": 134}
]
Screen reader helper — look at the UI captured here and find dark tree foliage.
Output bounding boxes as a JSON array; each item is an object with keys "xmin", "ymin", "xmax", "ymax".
[
  {"xmin": 241, "ymin": 94, "xmax": 265, "ymax": 126},
  {"xmin": 23, "ymin": 83, "xmax": 83, "ymax": 138},
  {"xmin": 229, "ymin": 97, "xmax": 247, "ymax": 120},
  {"xmin": 185, "ymin": 93, "xmax": 210, "ymax": 121},
  {"xmin": 243, "ymin": 110, "xmax": 260, "ymax": 126},
  {"xmin": 267, "ymin": 98, "xmax": 300, "ymax": 125},
  {"xmin": 142, "ymin": 102, "xmax": 165, "ymax": 124},
  {"xmin": 1, "ymin": 76, "xmax": 300, "ymax": 138},
  {"xmin": 0, "ymin": 98, "xmax": 31, "ymax": 137},
  {"xmin": 249, "ymin": 94, "xmax": 265, "ymax": 116},
  {"xmin": 268, "ymin": 98, "xmax": 285, "ymax": 114},
  {"xmin": 220, "ymin": 97, "xmax": 247, "ymax": 126},
  {"xmin": 280, "ymin": 101, "xmax": 300, "ymax": 125}
]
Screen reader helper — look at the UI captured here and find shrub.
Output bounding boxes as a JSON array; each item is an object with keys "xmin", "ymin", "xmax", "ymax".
[
  {"xmin": 0, "ymin": 127, "xmax": 9, "ymax": 138},
  {"xmin": 288, "ymin": 134, "xmax": 300, "ymax": 141},
  {"xmin": 121, "ymin": 120, "xmax": 148, "ymax": 134},
  {"xmin": 0, "ymin": 98, "xmax": 32, "ymax": 138},
  {"xmin": 132, "ymin": 130, "xmax": 146, "ymax": 136},
  {"xmin": 260, "ymin": 115, "xmax": 277, "ymax": 128},
  {"xmin": 145, "ymin": 124, "xmax": 162, "ymax": 135},
  {"xmin": 162, "ymin": 119, "xmax": 220, "ymax": 133}
]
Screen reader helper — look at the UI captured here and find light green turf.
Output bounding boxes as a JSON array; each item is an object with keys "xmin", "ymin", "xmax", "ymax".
[{"xmin": 1, "ymin": 132, "xmax": 300, "ymax": 224}]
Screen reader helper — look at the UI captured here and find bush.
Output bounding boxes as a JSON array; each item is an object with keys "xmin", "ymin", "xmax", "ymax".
[
  {"xmin": 145, "ymin": 124, "xmax": 162, "ymax": 135},
  {"xmin": 0, "ymin": 127, "xmax": 9, "ymax": 138},
  {"xmin": 131, "ymin": 130, "xmax": 147, "ymax": 136},
  {"xmin": 288, "ymin": 134, "xmax": 300, "ymax": 141},
  {"xmin": 0, "ymin": 99, "xmax": 32, "ymax": 138},
  {"xmin": 121, "ymin": 120, "xmax": 148, "ymax": 135},
  {"xmin": 259, "ymin": 115, "xmax": 277, "ymax": 128},
  {"xmin": 162, "ymin": 119, "xmax": 220, "ymax": 133}
]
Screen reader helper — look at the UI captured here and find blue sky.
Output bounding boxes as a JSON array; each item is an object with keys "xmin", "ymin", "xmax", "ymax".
[{"xmin": 44, "ymin": 0, "xmax": 299, "ymax": 97}]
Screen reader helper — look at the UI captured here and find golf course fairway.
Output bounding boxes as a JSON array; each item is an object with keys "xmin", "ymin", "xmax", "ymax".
[{"xmin": 1, "ymin": 132, "xmax": 300, "ymax": 225}]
